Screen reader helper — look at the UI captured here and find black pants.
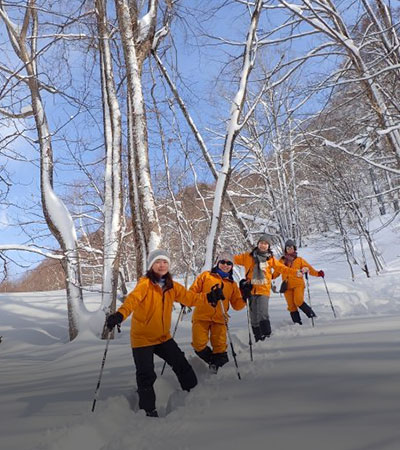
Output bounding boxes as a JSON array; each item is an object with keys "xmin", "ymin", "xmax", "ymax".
[{"xmin": 132, "ymin": 338, "xmax": 197, "ymax": 413}]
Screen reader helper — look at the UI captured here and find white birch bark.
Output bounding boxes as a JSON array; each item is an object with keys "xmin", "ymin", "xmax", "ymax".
[
  {"xmin": 0, "ymin": 0, "xmax": 85, "ymax": 340},
  {"xmin": 203, "ymin": 0, "xmax": 264, "ymax": 270},
  {"xmin": 95, "ymin": 0, "xmax": 123, "ymax": 324},
  {"xmin": 115, "ymin": 0, "xmax": 161, "ymax": 275},
  {"xmin": 127, "ymin": 95, "xmax": 148, "ymax": 276}
]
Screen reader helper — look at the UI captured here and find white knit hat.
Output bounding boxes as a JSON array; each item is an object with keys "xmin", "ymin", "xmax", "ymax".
[
  {"xmin": 147, "ymin": 249, "xmax": 171, "ymax": 270},
  {"xmin": 216, "ymin": 250, "xmax": 234, "ymax": 263}
]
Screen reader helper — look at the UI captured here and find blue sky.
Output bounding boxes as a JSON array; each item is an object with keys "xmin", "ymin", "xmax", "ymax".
[{"xmin": 0, "ymin": 0, "xmax": 364, "ymax": 280}]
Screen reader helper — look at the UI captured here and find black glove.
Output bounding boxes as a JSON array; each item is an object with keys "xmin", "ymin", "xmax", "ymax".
[
  {"xmin": 239, "ymin": 279, "xmax": 253, "ymax": 301},
  {"xmin": 207, "ymin": 284, "xmax": 225, "ymax": 307},
  {"xmin": 106, "ymin": 312, "xmax": 123, "ymax": 331}
]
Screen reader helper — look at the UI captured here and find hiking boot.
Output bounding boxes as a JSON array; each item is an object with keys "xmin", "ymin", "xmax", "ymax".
[
  {"xmin": 195, "ymin": 346, "xmax": 213, "ymax": 364},
  {"xmin": 290, "ymin": 311, "xmax": 302, "ymax": 324},
  {"xmin": 252, "ymin": 326, "xmax": 262, "ymax": 342},
  {"xmin": 146, "ymin": 409, "xmax": 159, "ymax": 417},
  {"xmin": 212, "ymin": 352, "xmax": 228, "ymax": 368},
  {"xmin": 260, "ymin": 319, "xmax": 272, "ymax": 339},
  {"xmin": 299, "ymin": 302, "xmax": 317, "ymax": 318}
]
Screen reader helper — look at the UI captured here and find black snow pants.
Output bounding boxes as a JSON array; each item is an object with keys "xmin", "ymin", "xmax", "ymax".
[{"xmin": 132, "ymin": 338, "xmax": 197, "ymax": 413}]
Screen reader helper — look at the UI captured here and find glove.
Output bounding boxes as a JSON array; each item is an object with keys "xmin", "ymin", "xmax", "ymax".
[
  {"xmin": 318, "ymin": 270, "xmax": 325, "ymax": 277},
  {"xmin": 106, "ymin": 312, "xmax": 123, "ymax": 331},
  {"xmin": 207, "ymin": 284, "xmax": 225, "ymax": 307},
  {"xmin": 239, "ymin": 279, "xmax": 253, "ymax": 301}
]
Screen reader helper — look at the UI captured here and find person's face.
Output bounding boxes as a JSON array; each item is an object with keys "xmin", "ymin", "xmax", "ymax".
[
  {"xmin": 218, "ymin": 259, "xmax": 233, "ymax": 273},
  {"xmin": 258, "ymin": 240, "xmax": 269, "ymax": 252},
  {"xmin": 286, "ymin": 245, "xmax": 295, "ymax": 254},
  {"xmin": 151, "ymin": 259, "xmax": 169, "ymax": 277}
]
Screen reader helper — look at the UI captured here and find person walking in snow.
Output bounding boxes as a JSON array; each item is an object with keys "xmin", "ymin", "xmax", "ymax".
[
  {"xmin": 234, "ymin": 234, "xmax": 304, "ymax": 342},
  {"xmin": 105, "ymin": 249, "xmax": 224, "ymax": 418},
  {"xmin": 189, "ymin": 250, "xmax": 246, "ymax": 373},
  {"xmin": 272, "ymin": 239, "xmax": 324, "ymax": 324}
]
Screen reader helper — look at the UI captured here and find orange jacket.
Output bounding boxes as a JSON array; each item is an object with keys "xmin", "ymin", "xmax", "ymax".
[
  {"xmin": 117, "ymin": 277, "xmax": 207, "ymax": 348},
  {"xmin": 189, "ymin": 271, "xmax": 245, "ymax": 324},
  {"xmin": 272, "ymin": 256, "xmax": 319, "ymax": 289},
  {"xmin": 234, "ymin": 252, "xmax": 299, "ymax": 296}
]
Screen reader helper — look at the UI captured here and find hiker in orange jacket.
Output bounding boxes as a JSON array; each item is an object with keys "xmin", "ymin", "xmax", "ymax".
[
  {"xmin": 105, "ymin": 249, "xmax": 224, "ymax": 418},
  {"xmin": 190, "ymin": 250, "xmax": 245, "ymax": 373},
  {"xmin": 234, "ymin": 234, "xmax": 304, "ymax": 342},
  {"xmin": 272, "ymin": 239, "xmax": 324, "ymax": 324}
]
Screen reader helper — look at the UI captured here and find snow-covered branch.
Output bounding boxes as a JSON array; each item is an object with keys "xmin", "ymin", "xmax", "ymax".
[{"xmin": 0, "ymin": 245, "xmax": 64, "ymax": 260}]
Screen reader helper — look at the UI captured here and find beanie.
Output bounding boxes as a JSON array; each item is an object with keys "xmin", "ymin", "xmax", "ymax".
[
  {"xmin": 147, "ymin": 249, "xmax": 171, "ymax": 270},
  {"xmin": 257, "ymin": 234, "xmax": 270, "ymax": 244},
  {"xmin": 216, "ymin": 249, "xmax": 234, "ymax": 263},
  {"xmin": 285, "ymin": 239, "xmax": 296, "ymax": 249}
]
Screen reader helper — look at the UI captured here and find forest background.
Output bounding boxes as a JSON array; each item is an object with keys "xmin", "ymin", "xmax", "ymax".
[{"xmin": 0, "ymin": 0, "xmax": 399, "ymax": 340}]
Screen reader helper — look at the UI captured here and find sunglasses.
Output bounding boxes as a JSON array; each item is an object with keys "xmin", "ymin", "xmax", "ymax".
[{"xmin": 219, "ymin": 260, "xmax": 233, "ymax": 266}]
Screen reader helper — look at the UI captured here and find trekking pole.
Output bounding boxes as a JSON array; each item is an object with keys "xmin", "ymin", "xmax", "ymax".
[
  {"xmin": 219, "ymin": 300, "xmax": 241, "ymax": 380},
  {"xmin": 91, "ymin": 321, "xmax": 121, "ymax": 412},
  {"xmin": 245, "ymin": 302, "xmax": 253, "ymax": 362},
  {"xmin": 304, "ymin": 273, "xmax": 315, "ymax": 328},
  {"xmin": 161, "ymin": 304, "xmax": 185, "ymax": 376},
  {"xmin": 322, "ymin": 276, "xmax": 337, "ymax": 319}
]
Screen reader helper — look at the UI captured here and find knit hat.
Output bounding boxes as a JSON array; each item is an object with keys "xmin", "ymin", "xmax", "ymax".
[
  {"xmin": 285, "ymin": 239, "xmax": 296, "ymax": 249},
  {"xmin": 257, "ymin": 234, "xmax": 270, "ymax": 244},
  {"xmin": 216, "ymin": 249, "xmax": 234, "ymax": 264},
  {"xmin": 147, "ymin": 249, "xmax": 171, "ymax": 270}
]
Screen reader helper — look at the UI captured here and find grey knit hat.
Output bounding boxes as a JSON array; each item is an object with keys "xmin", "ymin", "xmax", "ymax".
[
  {"xmin": 285, "ymin": 239, "xmax": 296, "ymax": 249},
  {"xmin": 216, "ymin": 249, "xmax": 234, "ymax": 264},
  {"xmin": 147, "ymin": 249, "xmax": 171, "ymax": 270},
  {"xmin": 257, "ymin": 234, "xmax": 270, "ymax": 244}
]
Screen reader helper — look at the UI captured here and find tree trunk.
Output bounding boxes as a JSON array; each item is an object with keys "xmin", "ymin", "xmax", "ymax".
[
  {"xmin": 1, "ymin": 2, "xmax": 85, "ymax": 340},
  {"xmin": 96, "ymin": 0, "xmax": 123, "ymax": 337},
  {"xmin": 203, "ymin": 0, "xmax": 263, "ymax": 270},
  {"xmin": 115, "ymin": 0, "xmax": 161, "ymax": 276}
]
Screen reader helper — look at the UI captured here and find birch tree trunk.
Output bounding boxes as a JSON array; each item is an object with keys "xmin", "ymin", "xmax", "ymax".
[
  {"xmin": 203, "ymin": 0, "xmax": 263, "ymax": 270},
  {"xmin": 95, "ymin": 0, "xmax": 123, "ymax": 335},
  {"xmin": 0, "ymin": 0, "xmax": 85, "ymax": 340},
  {"xmin": 127, "ymin": 95, "xmax": 148, "ymax": 275},
  {"xmin": 115, "ymin": 0, "xmax": 161, "ymax": 277}
]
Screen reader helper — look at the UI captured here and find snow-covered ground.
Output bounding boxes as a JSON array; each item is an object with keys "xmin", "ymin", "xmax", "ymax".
[{"xmin": 1, "ymin": 216, "xmax": 400, "ymax": 450}]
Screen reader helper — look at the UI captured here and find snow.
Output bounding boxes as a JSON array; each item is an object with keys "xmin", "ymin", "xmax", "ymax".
[
  {"xmin": 21, "ymin": 105, "xmax": 33, "ymax": 114},
  {"xmin": 137, "ymin": 0, "xmax": 157, "ymax": 43},
  {"xmin": 1, "ymin": 216, "xmax": 400, "ymax": 450}
]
